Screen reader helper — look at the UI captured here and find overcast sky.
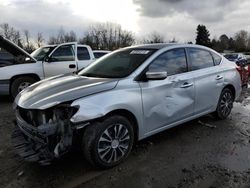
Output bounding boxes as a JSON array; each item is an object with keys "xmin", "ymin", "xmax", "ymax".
[{"xmin": 0, "ymin": 0, "xmax": 250, "ymax": 43}]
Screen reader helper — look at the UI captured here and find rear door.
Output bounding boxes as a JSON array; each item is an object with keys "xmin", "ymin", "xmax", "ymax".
[
  {"xmin": 187, "ymin": 48, "xmax": 224, "ymax": 114},
  {"xmin": 43, "ymin": 42, "xmax": 77, "ymax": 77},
  {"xmin": 139, "ymin": 48, "xmax": 195, "ymax": 133}
]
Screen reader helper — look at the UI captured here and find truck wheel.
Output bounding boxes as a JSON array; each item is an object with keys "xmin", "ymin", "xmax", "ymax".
[
  {"xmin": 10, "ymin": 76, "xmax": 37, "ymax": 98},
  {"xmin": 82, "ymin": 115, "xmax": 134, "ymax": 169},
  {"xmin": 214, "ymin": 88, "xmax": 234, "ymax": 120}
]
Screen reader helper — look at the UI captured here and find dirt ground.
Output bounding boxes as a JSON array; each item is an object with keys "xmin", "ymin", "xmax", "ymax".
[{"xmin": 1, "ymin": 88, "xmax": 250, "ymax": 188}]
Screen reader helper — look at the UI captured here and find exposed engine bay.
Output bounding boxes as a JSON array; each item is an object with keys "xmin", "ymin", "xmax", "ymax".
[{"xmin": 11, "ymin": 104, "xmax": 80, "ymax": 165}]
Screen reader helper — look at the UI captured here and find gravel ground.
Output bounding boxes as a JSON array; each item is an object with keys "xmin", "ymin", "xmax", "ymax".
[{"xmin": 1, "ymin": 88, "xmax": 250, "ymax": 188}]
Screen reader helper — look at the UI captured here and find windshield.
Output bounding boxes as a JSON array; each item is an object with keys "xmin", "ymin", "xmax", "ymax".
[
  {"xmin": 31, "ymin": 46, "xmax": 56, "ymax": 61},
  {"xmin": 78, "ymin": 48, "xmax": 156, "ymax": 78},
  {"xmin": 224, "ymin": 54, "xmax": 238, "ymax": 60}
]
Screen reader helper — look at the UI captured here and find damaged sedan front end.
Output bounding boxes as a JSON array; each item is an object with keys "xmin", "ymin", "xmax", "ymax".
[
  {"xmin": 11, "ymin": 73, "xmax": 119, "ymax": 165},
  {"xmin": 12, "ymin": 103, "xmax": 80, "ymax": 165}
]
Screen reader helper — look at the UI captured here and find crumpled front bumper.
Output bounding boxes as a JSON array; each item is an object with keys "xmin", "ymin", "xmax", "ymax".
[
  {"xmin": 11, "ymin": 126, "xmax": 54, "ymax": 165},
  {"xmin": 11, "ymin": 109, "xmax": 72, "ymax": 165}
]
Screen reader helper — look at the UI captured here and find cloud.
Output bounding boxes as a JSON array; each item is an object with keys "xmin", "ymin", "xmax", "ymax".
[
  {"xmin": 1, "ymin": 0, "xmax": 250, "ymax": 44},
  {"xmin": 133, "ymin": 0, "xmax": 250, "ymax": 42},
  {"xmin": 134, "ymin": 0, "xmax": 242, "ymax": 23},
  {"xmin": 0, "ymin": 0, "xmax": 93, "ymax": 39}
]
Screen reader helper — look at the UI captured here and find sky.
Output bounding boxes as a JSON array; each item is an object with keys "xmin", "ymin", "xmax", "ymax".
[{"xmin": 0, "ymin": 0, "xmax": 250, "ymax": 43}]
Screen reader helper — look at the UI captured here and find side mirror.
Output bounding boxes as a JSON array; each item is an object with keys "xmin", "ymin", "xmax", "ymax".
[
  {"xmin": 44, "ymin": 56, "xmax": 50, "ymax": 62},
  {"xmin": 146, "ymin": 71, "xmax": 167, "ymax": 80},
  {"xmin": 44, "ymin": 56, "xmax": 56, "ymax": 63}
]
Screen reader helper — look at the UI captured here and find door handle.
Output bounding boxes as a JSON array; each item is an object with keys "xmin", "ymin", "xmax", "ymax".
[
  {"xmin": 69, "ymin": 64, "xmax": 76, "ymax": 69},
  {"xmin": 180, "ymin": 82, "xmax": 193, "ymax": 88},
  {"xmin": 215, "ymin": 75, "xmax": 223, "ymax": 80}
]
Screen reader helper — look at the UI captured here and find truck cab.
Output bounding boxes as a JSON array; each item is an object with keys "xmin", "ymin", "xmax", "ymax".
[
  {"xmin": 33, "ymin": 42, "xmax": 95, "ymax": 78},
  {"xmin": 0, "ymin": 37, "xmax": 95, "ymax": 97}
]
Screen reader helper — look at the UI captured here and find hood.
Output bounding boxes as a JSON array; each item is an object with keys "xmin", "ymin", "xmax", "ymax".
[
  {"xmin": 15, "ymin": 74, "xmax": 118, "ymax": 109},
  {"xmin": 0, "ymin": 36, "xmax": 36, "ymax": 63}
]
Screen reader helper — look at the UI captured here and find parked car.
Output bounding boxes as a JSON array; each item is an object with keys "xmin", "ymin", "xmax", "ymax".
[
  {"xmin": 93, "ymin": 50, "xmax": 111, "ymax": 59},
  {"xmin": 0, "ymin": 36, "xmax": 95, "ymax": 97},
  {"xmin": 224, "ymin": 53, "xmax": 249, "ymax": 87},
  {"xmin": 12, "ymin": 44, "xmax": 241, "ymax": 168}
]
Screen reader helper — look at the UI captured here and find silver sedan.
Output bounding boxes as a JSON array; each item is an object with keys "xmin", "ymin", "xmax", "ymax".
[{"xmin": 13, "ymin": 43, "xmax": 242, "ymax": 168}]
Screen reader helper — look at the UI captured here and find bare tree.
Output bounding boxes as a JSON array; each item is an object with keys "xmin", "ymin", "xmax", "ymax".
[
  {"xmin": 79, "ymin": 22, "xmax": 135, "ymax": 50},
  {"xmin": 23, "ymin": 30, "xmax": 35, "ymax": 53},
  {"xmin": 48, "ymin": 28, "xmax": 77, "ymax": 44},
  {"xmin": 64, "ymin": 30, "xmax": 77, "ymax": 42},
  {"xmin": 141, "ymin": 32, "xmax": 165, "ymax": 44},
  {"xmin": 169, "ymin": 37, "xmax": 178, "ymax": 43},
  {"xmin": 36, "ymin": 32, "xmax": 44, "ymax": 47},
  {"xmin": 0, "ymin": 23, "xmax": 23, "ymax": 47}
]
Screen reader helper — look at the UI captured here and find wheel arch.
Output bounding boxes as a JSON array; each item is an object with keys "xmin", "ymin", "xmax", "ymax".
[
  {"xmin": 79, "ymin": 109, "xmax": 140, "ymax": 142},
  {"xmin": 9, "ymin": 74, "xmax": 41, "ymax": 95},
  {"xmin": 104, "ymin": 109, "xmax": 139, "ymax": 141},
  {"xmin": 10, "ymin": 74, "xmax": 41, "ymax": 85}
]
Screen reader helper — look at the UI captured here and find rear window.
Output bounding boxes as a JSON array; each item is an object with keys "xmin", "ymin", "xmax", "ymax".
[
  {"xmin": 189, "ymin": 48, "xmax": 214, "ymax": 70},
  {"xmin": 77, "ymin": 47, "xmax": 90, "ymax": 60},
  {"xmin": 211, "ymin": 52, "xmax": 222, "ymax": 65}
]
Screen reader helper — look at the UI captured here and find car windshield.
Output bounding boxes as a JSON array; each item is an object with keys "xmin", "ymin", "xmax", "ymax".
[
  {"xmin": 224, "ymin": 54, "xmax": 238, "ymax": 59},
  {"xmin": 78, "ymin": 48, "xmax": 156, "ymax": 78},
  {"xmin": 31, "ymin": 46, "xmax": 56, "ymax": 61}
]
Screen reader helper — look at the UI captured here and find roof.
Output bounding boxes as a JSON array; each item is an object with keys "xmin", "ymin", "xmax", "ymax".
[{"xmin": 132, "ymin": 43, "xmax": 179, "ymax": 50}]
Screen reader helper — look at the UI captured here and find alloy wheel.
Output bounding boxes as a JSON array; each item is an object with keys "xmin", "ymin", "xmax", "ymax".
[
  {"xmin": 97, "ymin": 123, "xmax": 130, "ymax": 164},
  {"xmin": 219, "ymin": 91, "xmax": 233, "ymax": 117}
]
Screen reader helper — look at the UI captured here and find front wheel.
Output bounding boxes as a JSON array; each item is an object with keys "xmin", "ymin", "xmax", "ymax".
[
  {"xmin": 82, "ymin": 115, "xmax": 134, "ymax": 169},
  {"xmin": 214, "ymin": 88, "xmax": 234, "ymax": 120}
]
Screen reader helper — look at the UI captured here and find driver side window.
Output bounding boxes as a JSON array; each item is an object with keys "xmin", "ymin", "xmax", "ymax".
[
  {"xmin": 50, "ymin": 45, "xmax": 75, "ymax": 62},
  {"xmin": 148, "ymin": 48, "xmax": 188, "ymax": 76}
]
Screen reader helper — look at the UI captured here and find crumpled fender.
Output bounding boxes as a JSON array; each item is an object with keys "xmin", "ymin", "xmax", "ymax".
[{"xmin": 70, "ymin": 80, "xmax": 144, "ymax": 139}]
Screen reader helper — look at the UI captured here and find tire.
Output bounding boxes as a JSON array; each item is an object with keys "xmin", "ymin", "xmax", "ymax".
[
  {"xmin": 10, "ymin": 76, "xmax": 37, "ymax": 98},
  {"xmin": 82, "ymin": 115, "xmax": 134, "ymax": 169},
  {"xmin": 214, "ymin": 88, "xmax": 234, "ymax": 120}
]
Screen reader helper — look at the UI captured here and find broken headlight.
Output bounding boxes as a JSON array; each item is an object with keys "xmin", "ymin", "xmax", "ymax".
[{"xmin": 18, "ymin": 103, "xmax": 79, "ymax": 127}]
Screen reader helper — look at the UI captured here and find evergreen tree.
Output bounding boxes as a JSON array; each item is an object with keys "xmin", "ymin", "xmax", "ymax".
[{"xmin": 195, "ymin": 25, "xmax": 211, "ymax": 47}]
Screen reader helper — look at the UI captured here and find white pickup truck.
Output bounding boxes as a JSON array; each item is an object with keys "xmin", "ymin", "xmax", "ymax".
[{"xmin": 0, "ymin": 36, "xmax": 95, "ymax": 97}]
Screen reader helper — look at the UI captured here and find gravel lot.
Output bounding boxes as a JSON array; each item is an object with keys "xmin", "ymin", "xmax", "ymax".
[{"xmin": 1, "ymin": 88, "xmax": 250, "ymax": 188}]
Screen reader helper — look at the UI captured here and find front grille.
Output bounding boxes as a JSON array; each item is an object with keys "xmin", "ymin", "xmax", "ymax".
[{"xmin": 17, "ymin": 107, "xmax": 55, "ymax": 127}]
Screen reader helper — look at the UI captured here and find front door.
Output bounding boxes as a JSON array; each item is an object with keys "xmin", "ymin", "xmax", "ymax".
[
  {"xmin": 139, "ymin": 48, "xmax": 195, "ymax": 134},
  {"xmin": 43, "ymin": 43, "xmax": 77, "ymax": 78}
]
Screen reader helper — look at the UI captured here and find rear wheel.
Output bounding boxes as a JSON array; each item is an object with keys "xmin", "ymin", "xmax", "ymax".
[
  {"xmin": 10, "ymin": 76, "xmax": 37, "ymax": 98},
  {"xmin": 214, "ymin": 88, "xmax": 234, "ymax": 120},
  {"xmin": 82, "ymin": 115, "xmax": 134, "ymax": 169}
]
